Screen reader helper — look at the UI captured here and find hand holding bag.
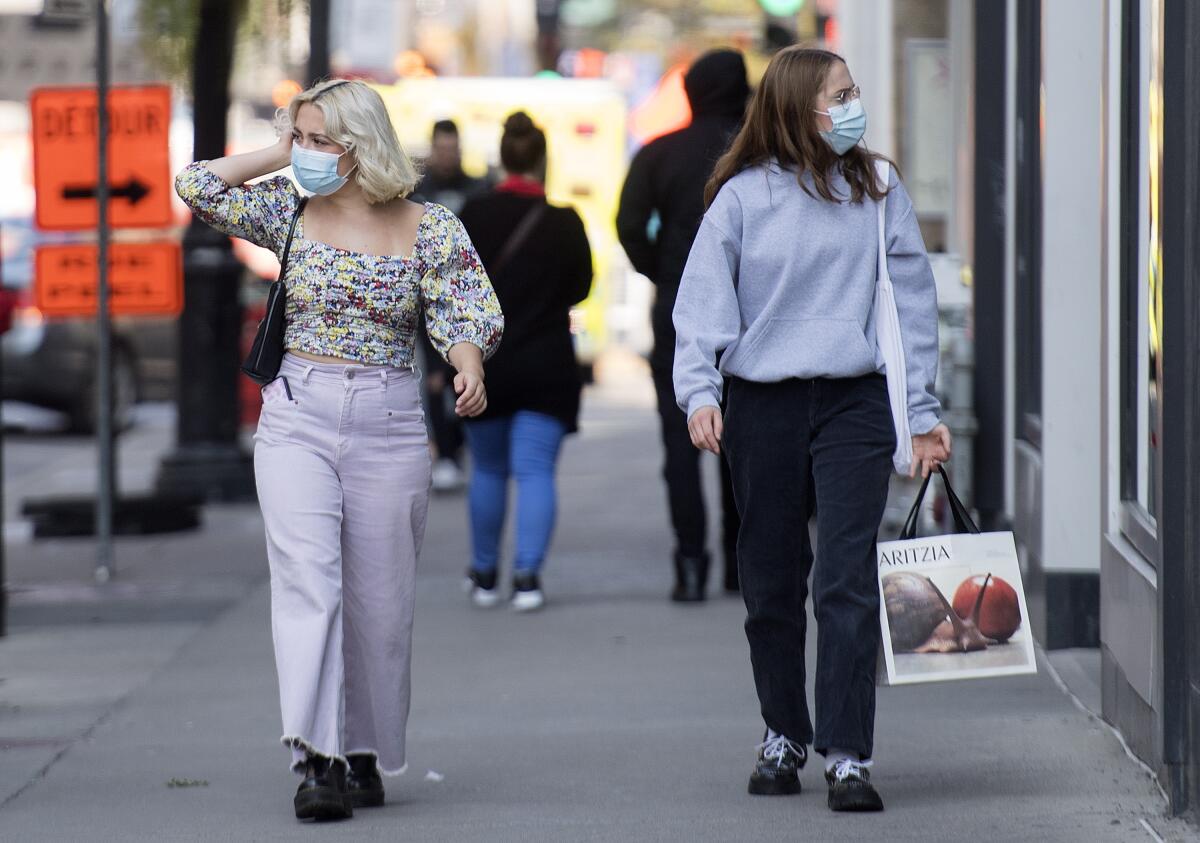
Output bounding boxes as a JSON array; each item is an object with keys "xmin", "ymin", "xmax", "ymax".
[
  {"xmin": 873, "ymin": 160, "xmax": 915, "ymax": 474},
  {"xmin": 241, "ymin": 196, "xmax": 308, "ymax": 385}
]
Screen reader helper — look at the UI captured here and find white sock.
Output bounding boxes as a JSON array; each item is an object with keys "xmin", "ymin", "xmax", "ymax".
[{"xmin": 824, "ymin": 748, "xmax": 858, "ymax": 772}]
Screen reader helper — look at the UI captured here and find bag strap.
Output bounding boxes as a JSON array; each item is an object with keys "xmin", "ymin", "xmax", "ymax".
[
  {"xmin": 899, "ymin": 465, "xmax": 980, "ymax": 540},
  {"xmin": 874, "ymin": 159, "xmax": 889, "ymax": 283},
  {"xmin": 489, "ymin": 201, "xmax": 547, "ymax": 277},
  {"xmin": 279, "ymin": 196, "xmax": 309, "ymax": 285}
]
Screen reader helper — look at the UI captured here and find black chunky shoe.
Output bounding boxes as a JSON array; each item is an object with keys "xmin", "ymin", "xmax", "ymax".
[
  {"xmin": 748, "ymin": 732, "xmax": 806, "ymax": 795},
  {"xmin": 293, "ymin": 754, "xmax": 352, "ymax": 821},
  {"xmin": 346, "ymin": 753, "xmax": 385, "ymax": 808},
  {"xmin": 670, "ymin": 551, "xmax": 709, "ymax": 602},
  {"xmin": 825, "ymin": 758, "xmax": 884, "ymax": 812}
]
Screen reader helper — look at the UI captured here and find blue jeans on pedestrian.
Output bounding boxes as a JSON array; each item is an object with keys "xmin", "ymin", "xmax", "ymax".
[{"xmin": 465, "ymin": 411, "xmax": 567, "ymax": 576}]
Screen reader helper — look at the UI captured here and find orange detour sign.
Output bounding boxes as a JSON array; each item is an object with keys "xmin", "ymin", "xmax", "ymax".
[
  {"xmin": 34, "ymin": 242, "xmax": 183, "ymax": 318},
  {"xmin": 30, "ymin": 85, "xmax": 172, "ymax": 231}
]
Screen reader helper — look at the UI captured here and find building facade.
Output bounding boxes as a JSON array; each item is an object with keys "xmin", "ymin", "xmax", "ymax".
[
  {"xmin": 841, "ymin": 0, "xmax": 1200, "ymax": 816},
  {"xmin": 977, "ymin": 0, "xmax": 1200, "ymax": 814}
]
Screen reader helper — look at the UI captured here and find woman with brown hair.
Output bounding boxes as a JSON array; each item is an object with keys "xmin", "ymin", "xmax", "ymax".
[
  {"xmin": 673, "ymin": 47, "xmax": 951, "ymax": 811},
  {"xmin": 457, "ymin": 112, "xmax": 593, "ymax": 612}
]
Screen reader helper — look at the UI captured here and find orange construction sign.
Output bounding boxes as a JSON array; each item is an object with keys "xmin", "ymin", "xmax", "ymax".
[
  {"xmin": 30, "ymin": 85, "xmax": 173, "ymax": 231},
  {"xmin": 34, "ymin": 242, "xmax": 183, "ymax": 318}
]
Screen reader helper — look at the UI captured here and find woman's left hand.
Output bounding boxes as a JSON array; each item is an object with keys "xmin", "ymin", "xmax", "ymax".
[
  {"xmin": 454, "ymin": 370, "xmax": 487, "ymax": 417},
  {"xmin": 911, "ymin": 423, "xmax": 952, "ymax": 479},
  {"xmin": 447, "ymin": 342, "xmax": 487, "ymax": 418}
]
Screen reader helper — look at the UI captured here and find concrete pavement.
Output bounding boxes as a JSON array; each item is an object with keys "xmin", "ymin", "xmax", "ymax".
[{"xmin": 0, "ymin": 370, "xmax": 1191, "ymax": 841}]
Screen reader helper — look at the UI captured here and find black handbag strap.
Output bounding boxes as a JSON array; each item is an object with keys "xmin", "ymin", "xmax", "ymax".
[
  {"xmin": 489, "ymin": 202, "xmax": 546, "ymax": 277},
  {"xmin": 279, "ymin": 196, "xmax": 308, "ymax": 284},
  {"xmin": 899, "ymin": 465, "xmax": 980, "ymax": 540}
]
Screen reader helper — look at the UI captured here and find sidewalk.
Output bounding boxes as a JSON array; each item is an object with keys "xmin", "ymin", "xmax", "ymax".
[{"xmin": 0, "ymin": 368, "xmax": 1190, "ymax": 841}]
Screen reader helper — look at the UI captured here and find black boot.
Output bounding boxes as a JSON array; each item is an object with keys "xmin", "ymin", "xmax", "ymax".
[
  {"xmin": 294, "ymin": 753, "xmax": 353, "ymax": 821},
  {"xmin": 346, "ymin": 752, "xmax": 385, "ymax": 808},
  {"xmin": 671, "ymin": 551, "xmax": 709, "ymax": 602}
]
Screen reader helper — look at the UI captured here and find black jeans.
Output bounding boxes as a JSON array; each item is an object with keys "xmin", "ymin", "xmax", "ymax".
[
  {"xmin": 723, "ymin": 374, "xmax": 894, "ymax": 759},
  {"xmin": 651, "ymin": 363, "xmax": 739, "ymax": 564}
]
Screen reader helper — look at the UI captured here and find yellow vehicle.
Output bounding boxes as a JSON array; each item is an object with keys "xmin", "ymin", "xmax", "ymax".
[{"xmin": 371, "ymin": 77, "xmax": 628, "ymax": 370}]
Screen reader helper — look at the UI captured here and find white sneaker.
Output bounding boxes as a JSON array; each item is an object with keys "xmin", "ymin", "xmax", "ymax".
[
  {"xmin": 464, "ymin": 569, "xmax": 500, "ymax": 608},
  {"xmin": 511, "ymin": 589, "xmax": 545, "ymax": 612},
  {"xmin": 431, "ymin": 458, "xmax": 465, "ymax": 493},
  {"xmin": 511, "ymin": 573, "xmax": 545, "ymax": 612}
]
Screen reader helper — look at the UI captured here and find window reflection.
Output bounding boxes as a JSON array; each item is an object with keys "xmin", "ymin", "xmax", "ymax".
[{"xmin": 1145, "ymin": 0, "xmax": 1163, "ymax": 518}]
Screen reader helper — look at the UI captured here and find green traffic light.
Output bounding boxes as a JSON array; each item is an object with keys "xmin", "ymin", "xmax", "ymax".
[{"xmin": 759, "ymin": 0, "xmax": 804, "ymax": 15}]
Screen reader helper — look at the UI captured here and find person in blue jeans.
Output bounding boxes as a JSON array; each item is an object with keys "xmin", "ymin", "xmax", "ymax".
[{"xmin": 457, "ymin": 112, "xmax": 593, "ymax": 611}]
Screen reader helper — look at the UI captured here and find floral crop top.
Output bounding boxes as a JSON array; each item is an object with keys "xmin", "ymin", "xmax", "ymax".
[{"xmin": 175, "ymin": 162, "xmax": 503, "ymax": 367}]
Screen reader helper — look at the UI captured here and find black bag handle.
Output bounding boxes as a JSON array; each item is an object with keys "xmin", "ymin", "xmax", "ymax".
[
  {"xmin": 898, "ymin": 465, "xmax": 980, "ymax": 540},
  {"xmin": 279, "ymin": 196, "xmax": 308, "ymax": 284}
]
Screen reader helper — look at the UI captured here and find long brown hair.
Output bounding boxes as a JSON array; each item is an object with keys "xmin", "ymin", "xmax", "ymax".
[{"xmin": 704, "ymin": 46, "xmax": 892, "ymax": 208}]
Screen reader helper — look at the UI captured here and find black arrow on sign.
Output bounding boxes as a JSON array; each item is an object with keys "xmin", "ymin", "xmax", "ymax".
[{"xmin": 61, "ymin": 177, "xmax": 151, "ymax": 205}]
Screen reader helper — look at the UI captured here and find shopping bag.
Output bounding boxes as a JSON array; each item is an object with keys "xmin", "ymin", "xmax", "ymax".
[{"xmin": 876, "ymin": 467, "xmax": 1037, "ymax": 686}]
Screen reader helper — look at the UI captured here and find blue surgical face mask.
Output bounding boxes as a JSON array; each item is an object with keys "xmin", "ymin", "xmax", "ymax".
[
  {"xmin": 814, "ymin": 98, "xmax": 867, "ymax": 156},
  {"xmin": 291, "ymin": 142, "xmax": 355, "ymax": 195}
]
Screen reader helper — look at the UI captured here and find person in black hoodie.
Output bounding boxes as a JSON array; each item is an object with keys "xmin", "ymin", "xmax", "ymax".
[
  {"xmin": 617, "ymin": 49, "xmax": 750, "ymax": 602},
  {"xmin": 414, "ymin": 120, "xmax": 490, "ymax": 493},
  {"xmin": 457, "ymin": 112, "xmax": 593, "ymax": 612}
]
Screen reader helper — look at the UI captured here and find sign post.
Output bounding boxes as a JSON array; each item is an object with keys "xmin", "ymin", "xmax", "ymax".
[
  {"xmin": 26, "ymin": 14, "xmax": 181, "ymax": 574},
  {"xmin": 21, "ymin": 14, "xmax": 199, "ymax": 554},
  {"xmin": 95, "ymin": 0, "xmax": 113, "ymax": 582}
]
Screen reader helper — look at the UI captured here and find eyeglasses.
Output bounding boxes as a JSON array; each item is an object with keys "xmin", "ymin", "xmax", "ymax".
[{"xmin": 831, "ymin": 85, "xmax": 861, "ymax": 107}]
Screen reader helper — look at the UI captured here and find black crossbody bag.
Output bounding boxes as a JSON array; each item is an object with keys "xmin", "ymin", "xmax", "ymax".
[{"xmin": 241, "ymin": 197, "xmax": 309, "ymax": 385}]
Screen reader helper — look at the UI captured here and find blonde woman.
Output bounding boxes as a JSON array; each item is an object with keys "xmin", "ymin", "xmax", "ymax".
[{"xmin": 175, "ymin": 79, "xmax": 503, "ymax": 821}]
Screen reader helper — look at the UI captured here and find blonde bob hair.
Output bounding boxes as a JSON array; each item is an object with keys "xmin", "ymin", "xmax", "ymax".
[{"xmin": 282, "ymin": 79, "xmax": 419, "ymax": 204}]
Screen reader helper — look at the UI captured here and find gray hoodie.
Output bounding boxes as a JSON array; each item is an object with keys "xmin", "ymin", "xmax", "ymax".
[{"xmin": 672, "ymin": 162, "xmax": 942, "ymax": 434}]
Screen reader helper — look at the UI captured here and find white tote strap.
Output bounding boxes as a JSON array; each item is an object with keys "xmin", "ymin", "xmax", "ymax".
[
  {"xmin": 871, "ymin": 157, "xmax": 915, "ymax": 473},
  {"xmin": 874, "ymin": 159, "xmax": 890, "ymax": 282}
]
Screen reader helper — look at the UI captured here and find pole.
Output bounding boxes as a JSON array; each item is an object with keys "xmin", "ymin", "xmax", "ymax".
[
  {"xmin": 156, "ymin": 0, "xmax": 255, "ymax": 502},
  {"xmin": 95, "ymin": 0, "xmax": 114, "ymax": 582},
  {"xmin": 307, "ymin": 0, "xmax": 331, "ymax": 86}
]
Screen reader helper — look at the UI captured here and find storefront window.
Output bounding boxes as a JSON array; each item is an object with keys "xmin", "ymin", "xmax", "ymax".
[
  {"xmin": 1118, "ymin": 0, "xmax": 1162, "ymax": 558},
  {"xmin": 1142, "ymin": 0, "xmax": 1163, "ymax": 520}
]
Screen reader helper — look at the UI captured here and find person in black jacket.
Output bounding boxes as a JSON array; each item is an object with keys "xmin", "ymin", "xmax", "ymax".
[
  {"xmin": 617, "ymin": 49, "xmax": 749, "ymax": 602},
  {"xmin": 458, "ymin": 112, "xmax": 593, "ymax": 612}
]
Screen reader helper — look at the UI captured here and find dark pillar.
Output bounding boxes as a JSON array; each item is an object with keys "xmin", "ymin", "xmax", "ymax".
[
  {"xmin": 307, "ymin": 0, "xmax": 331, "ymax": 85},
  {"xmin": 156, "ymin": 0, "xmax": 255, "ymax": 502},
  {"xmin": 1159, "ymin": 0, "xmax": 1200, "ymax": 816},
  {"xmin": 971, "ymin": 0, "xmax": 1008, "ymax": 530},
  {"xmin": 535, "ymin": 0, "xmax": 562, "ymax": 74}
]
